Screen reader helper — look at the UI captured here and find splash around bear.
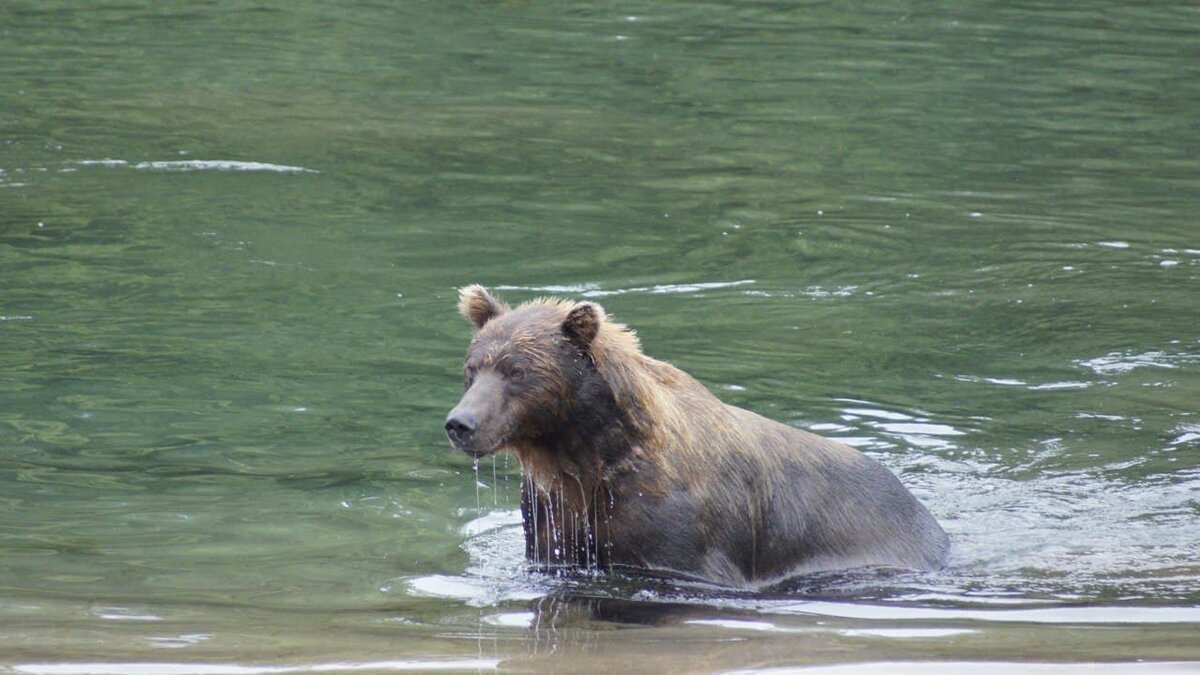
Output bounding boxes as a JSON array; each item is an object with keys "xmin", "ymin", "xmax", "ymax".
[{"xmin": 445, "ymin": 285, "xmax": 949, "ymax": 588}]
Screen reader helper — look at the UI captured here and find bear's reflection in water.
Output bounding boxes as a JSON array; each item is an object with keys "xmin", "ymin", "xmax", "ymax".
[
  {"xmin": 511, "ymin": 582, "xmax": 862, "ymax": 671},
  {"xmin": 521, "ymin": 565, "xmax": 919, "ymax": 633}
]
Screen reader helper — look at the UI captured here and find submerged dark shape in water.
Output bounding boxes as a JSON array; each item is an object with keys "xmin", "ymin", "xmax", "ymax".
[{"xmin": 445, "ymin": 285, "xmax": 949, "ymax": 588}]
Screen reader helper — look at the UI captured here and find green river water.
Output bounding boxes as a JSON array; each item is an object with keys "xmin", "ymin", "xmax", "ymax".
[{"xmin": 2, "ymin": 1, "xmax": 1198, "ymax": 672}]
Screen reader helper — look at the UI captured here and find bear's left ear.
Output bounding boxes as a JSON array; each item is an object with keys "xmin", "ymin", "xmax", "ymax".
[{"xmin": 562, "ymin": 302, "xmax": 603, "ymax": 350}]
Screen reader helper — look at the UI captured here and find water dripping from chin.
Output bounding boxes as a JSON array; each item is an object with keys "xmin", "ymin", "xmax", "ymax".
[{"xmin": 472, "ymin": 458, "xmax": 480, "ymax": 513}]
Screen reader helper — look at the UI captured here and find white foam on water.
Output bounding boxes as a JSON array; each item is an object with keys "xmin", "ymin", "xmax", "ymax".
[
  {"xmin": 72, "ymin": 159, "xmax": 130, "ymax": 167},
  {"xmin": 494, "ymin": 280, "xmax": 754, "ymax": 298},
  {"xmin": 685, "ymin": 619, "xmax": 799, "ymax": 633},
  {"xmin": 769, "ymin": 601, "xmax": 1200, "ymax": 624},
  {"xmin": 838, "ymin": 628, "xmax": 978, "ymax": 639},
  {"xmin": 1025, "ymin": 381, "xmax": 1092, "ymax": 390},
  {"xmin": 841, "ymin": 407, "xmax": 914, "ymax": 421},
  {"xmin": 482, "ymin": 611, "xmax": 536, "ymax": 628},
  {"xmin": 405, "ymin": 508, "xmax": 547, "ymax": 607},
  {"xmin": 66, "ymin": 159, "xmax": 318, "ymax": 173},
  {"xmin": 133, "ymin": 160, "xmax": 318, "ymax": 173},
  {"xmin": 724, "ymin": 662, "xmax": 1200, "ymax": 675},
  {"xmin": 1168, "ymin": 424, "xmax": 1200, "ymax": 447},
  {"xmin": 459, "ymin": 509, "xmax": 522, "ymax": 537},
  {"xmin": 1077, "ymin": 349, "xmax": 1192, "ymax": 375}
]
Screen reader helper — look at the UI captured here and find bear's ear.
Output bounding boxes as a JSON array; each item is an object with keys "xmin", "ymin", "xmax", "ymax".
[
  {"xmin": 458, "ymin": 284, "xmax": 508, "ymax": 329},
  {"xmin": 562, "ymin": 302, "xmax": 603, "ymax": 350}
]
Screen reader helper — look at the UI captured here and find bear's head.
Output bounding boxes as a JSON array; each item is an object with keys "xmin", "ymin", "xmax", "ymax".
[{"xmin": 445, "ymin": 285, "xmax": 612, "ymax": 458}]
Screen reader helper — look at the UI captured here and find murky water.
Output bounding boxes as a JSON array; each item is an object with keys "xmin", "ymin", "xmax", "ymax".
[{"xmin": 2, "ymin": 1, "xmax": 1198, "ymax": 672}]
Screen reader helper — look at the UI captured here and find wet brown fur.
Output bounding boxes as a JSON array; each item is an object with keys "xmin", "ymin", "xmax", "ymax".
[{"xmin": 449, "ymin": 285, "xmax": 949, "ymax": 588}]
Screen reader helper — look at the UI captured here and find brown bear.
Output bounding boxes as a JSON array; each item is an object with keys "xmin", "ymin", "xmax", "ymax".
[{"xmin": 445, "ymin": 285, "xmax": 949, "ymax": 588}]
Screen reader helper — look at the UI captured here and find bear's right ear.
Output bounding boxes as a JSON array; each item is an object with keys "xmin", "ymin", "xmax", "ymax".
[
  {"xmin": 562, "ymin": 302, "xmax": 603, "ymax": 351},
  {"xmin": 458, "ymin": 284, "xmax": 508, "ymax": 329}
]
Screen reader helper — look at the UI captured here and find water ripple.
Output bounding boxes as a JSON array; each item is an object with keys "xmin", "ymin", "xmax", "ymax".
[
  {"xmin": 494, "ymin": 280, "xmax": 755, "ymax": 298},
  {"xmin": 68, "ymin": 159, "xmax": 318, "ymax": 173},
  {"xmin": 1077, "ymin": 349, "xmax": 1198, "ymax": 375}
]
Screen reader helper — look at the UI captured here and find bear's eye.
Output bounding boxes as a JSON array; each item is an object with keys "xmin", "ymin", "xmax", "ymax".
[
  {"xmin": 508, "ymin": 366, "xmax": 527, "ymax": 382},
  {"xmin": 464, "ymin": 366, "xmax": 478, "ymax": 387}
]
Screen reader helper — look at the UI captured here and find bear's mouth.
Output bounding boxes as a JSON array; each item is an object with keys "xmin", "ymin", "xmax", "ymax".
[
  {"xmin": 445, "ymin": 427, "xmax": 509, "ymax": 459},
  {"xmin": 455, "ymin": 443, "xmax": 507, "ymax": 460}
]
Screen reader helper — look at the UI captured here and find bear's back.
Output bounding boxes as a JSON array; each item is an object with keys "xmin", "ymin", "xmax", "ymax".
[{"xmin": 604, "ymin": 398, "xmax": 949, "ymax": 586}]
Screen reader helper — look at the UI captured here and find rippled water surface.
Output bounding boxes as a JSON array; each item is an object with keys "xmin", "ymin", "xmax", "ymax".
[{"xmin": 2, "ymin": 1, "xmax": 1199, "ymax": 672}]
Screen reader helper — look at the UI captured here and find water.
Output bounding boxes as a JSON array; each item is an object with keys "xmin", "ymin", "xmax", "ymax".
[{"xmin": 2, "ymin": 0, "xmax": 1198, "ymax": 671}]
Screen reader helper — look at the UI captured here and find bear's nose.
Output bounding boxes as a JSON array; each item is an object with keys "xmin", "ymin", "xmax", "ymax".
[{"xmin": 445, "ymin": 412, "xmax": 478, "ymax": 446}]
